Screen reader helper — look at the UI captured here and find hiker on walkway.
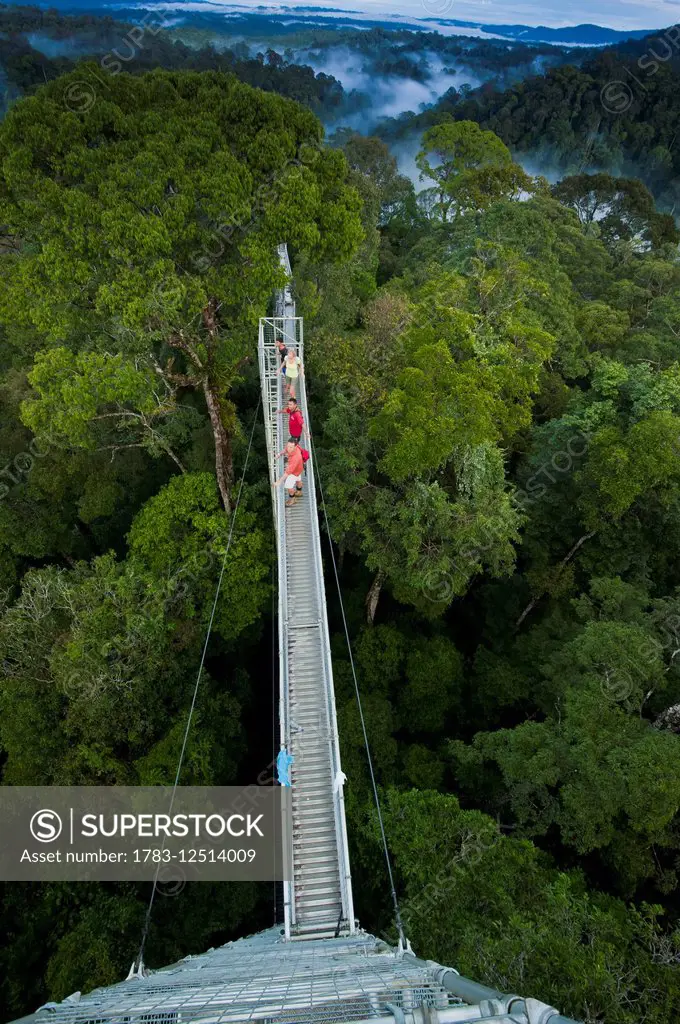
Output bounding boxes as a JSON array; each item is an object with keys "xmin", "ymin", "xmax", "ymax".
[
  {"xmin": 275, "ymin": 438, "xmax": 309, "ymax": 472},
  {"xmin": 283, "ymin": 347, "xmax": 303, "ymax": 399},
  {"xmin": 276, "ymin": 396, "xmax": 306, "ymax": 443},
  {"xmin": 276, "ymin": 747, "xmax": 294, "ymax": 787},
  {"xmin": 273, "ymin": 440, "xmax": 304, "ymax": 507},
  {"xmin": 276, "ymin": 338, "xmax": 287, "ymax": 381}
]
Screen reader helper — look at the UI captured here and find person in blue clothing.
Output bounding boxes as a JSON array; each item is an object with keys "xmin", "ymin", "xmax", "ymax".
[{"xmin": 276, "ymin": 747, "xmax": 294, "ymax": 787}]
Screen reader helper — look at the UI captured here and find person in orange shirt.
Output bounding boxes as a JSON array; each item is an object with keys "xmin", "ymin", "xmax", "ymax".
[{"xmin": 273, "ymin": 440, "xmax": 304, "ymax": 506}]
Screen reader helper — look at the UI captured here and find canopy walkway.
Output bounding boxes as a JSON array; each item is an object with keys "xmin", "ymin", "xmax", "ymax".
[
  {"xmin": 258, "ymin": 244, "xmax": 354, "ymax": 940},
  {"xmin": 6, "ymin": 245, "xmax": 581, "ymax": 1024}
]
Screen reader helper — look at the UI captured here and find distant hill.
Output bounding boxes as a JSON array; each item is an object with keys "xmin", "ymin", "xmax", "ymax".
[
  {"xmin": 0, "ymin": 1, "xmax": 658, "ymax": 48},
  {"xmin": 473, "ymin": 22, "xmax": 654, "ymax": 45}
]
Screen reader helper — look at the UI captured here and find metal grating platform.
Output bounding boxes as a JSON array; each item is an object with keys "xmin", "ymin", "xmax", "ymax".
[{"xmin": 10, "ymin": 928, "xmax": 579, "ymax": 1024}]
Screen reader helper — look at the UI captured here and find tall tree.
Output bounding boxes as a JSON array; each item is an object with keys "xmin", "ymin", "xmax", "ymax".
[
  {"xmin": 552, "ymin": 173, "xmax": 679, "ymax": 251},
  {"xmin": 0, "ymin": 66, "xmax": 363, "ymax": 510},
  {"xmin": 416, "ymin": 120, "xmax": 534, "ymax": 221}
]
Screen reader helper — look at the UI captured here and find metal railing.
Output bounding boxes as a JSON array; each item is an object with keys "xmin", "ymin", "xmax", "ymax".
[
  {"xmin": 297, "ymin": 368, "xmax": 355, "ymax": 935},
  {"xmin": 257, "ymin": 318, "xmax": 292, "ymax": 935}
]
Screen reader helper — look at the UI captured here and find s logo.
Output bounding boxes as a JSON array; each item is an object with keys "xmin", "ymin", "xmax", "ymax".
[{"xmin": 30, "ymin": 809, "xmax": 63, "ymax": 843}]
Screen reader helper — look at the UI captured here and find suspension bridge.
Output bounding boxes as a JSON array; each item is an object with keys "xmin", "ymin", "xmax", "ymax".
[
  {"xmin": 7, "ymin": 246, "xmax": 581, "ymax": 1024},
  {"xmin": 258, "ymin": 244, "xmax": 353, "ymax": 940}
]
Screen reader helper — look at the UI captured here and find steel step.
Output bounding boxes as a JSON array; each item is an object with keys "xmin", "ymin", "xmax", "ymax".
[
  {"xmin": 292, "ymin": 789, "xmax": 333, "ymax": 801},
  {"xmin": 292, "ymin": 840, "xmax": 337, "ymax": 854},
  {"xmin": 294, "ymin": 863, "xmax": 339, "ymax": 878},
  {"xmin": 295, "ymin": 886, "xmax": 342, "ymax": 900},
  {"xmin": 293, "ymin": 806, "xmax": 334, "ymax": 819},
  {"xmin": 297, "ymin": 907, "xmax": 343, "ymax": 921},
  {"xmin": 294, "ymin": 874, "xmax": 340, "ymax": 888},
  {"xmin": 293, "ymin": 824, "xmax": 336, "ymax": 837}
]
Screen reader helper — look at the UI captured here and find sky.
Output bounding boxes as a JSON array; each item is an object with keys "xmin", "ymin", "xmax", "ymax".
[{"xmin": 230, "ymin": 0, "xmax": 680, "ymax": 31}]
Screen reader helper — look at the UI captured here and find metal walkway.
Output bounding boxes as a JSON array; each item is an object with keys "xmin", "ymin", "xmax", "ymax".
[{"xmin": 258, "ymin": 245, "xmax": 354, "ymax": 941}]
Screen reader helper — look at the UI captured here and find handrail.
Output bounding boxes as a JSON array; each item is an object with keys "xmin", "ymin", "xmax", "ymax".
[
  {"xmin": 277, "ymin": 242, "xmax": 292, "ymax": 278},
  {"xmin": 257, "ymin": 319, "xmax": 292, "ymax": 935},
  {"xmin": 297, "ymin": 372, "xmax": 355, "ymax": 933}
]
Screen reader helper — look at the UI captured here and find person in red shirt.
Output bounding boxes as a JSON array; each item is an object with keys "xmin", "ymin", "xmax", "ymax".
[
  {"xmin": 273, "ymin": 440, "xmax": 304, "ymax": 506},
  {"xmin": 277, "ymin": 397, "xmax": 306, "ymax": 443}
]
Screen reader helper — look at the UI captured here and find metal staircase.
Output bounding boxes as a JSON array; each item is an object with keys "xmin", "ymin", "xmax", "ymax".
[{"xmin": 258, "ymin": 244, "xmax": 354, "ymax": 940}]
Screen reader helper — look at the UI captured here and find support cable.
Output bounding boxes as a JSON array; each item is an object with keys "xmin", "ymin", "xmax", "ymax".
[
  {"xmin": 134, "ymin": 394, "xmax": 262, "ymax": 973},
  {"xmin": 307, "ymin": 429, "xmax": 408, "ymax": 951}
]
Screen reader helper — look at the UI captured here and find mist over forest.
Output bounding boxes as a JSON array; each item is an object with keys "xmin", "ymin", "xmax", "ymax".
[
  {"xmin": 2, "ymin": 6, "xmax": 678, "ymax": 198},
  {"xmin": 2, "ymin": 4, "xmax": 680, "ymax": 1024},
  {"xmin": 0, "ymin": 7, "xmax": 611, "ymax": 183}
]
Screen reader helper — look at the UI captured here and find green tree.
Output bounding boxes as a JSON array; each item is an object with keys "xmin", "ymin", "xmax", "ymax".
[
  {"xmin": 553, "ymin": 172, "xmax": 679, "ymax": 251},
  {"xmin": 0, "ymin": 473, "xmax": 268, "ymax": 785},
  {"xmin": 416, "ymin": 121, "xmax": 533, "ymax": 220},
  {"xmin": 316, "ymin": 244, "xmax": 555, "ymax": 616},
  {"xmin": 358, "ymin": 788, "xmax": 680, "ymax": 1024},
  {"xmin": 0, "ymin": 67, "xmax": 362, "ymax": 510},
  {"xmin": 452, "ymin": 689, "xmax": 680, "ymax": 895}
]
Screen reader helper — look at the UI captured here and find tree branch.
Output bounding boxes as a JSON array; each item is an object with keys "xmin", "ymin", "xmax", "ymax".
[{"xmin": 516, "ymin": 532, "xmax": 595, "ymax": 630}]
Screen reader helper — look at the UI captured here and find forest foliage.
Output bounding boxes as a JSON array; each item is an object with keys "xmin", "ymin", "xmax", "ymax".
[
  {"xmin": 1, "ymin": 32, "xmax": 680, "ymax": 1024},
  {"xmin": 378, "ymin": 37, "xmax": 680, "ymax": 214}
]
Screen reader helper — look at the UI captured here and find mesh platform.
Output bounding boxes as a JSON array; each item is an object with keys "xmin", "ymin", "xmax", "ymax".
[{"xmin": 15, "ymin": 929, "xmax": 473, "ymax": 1024}]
